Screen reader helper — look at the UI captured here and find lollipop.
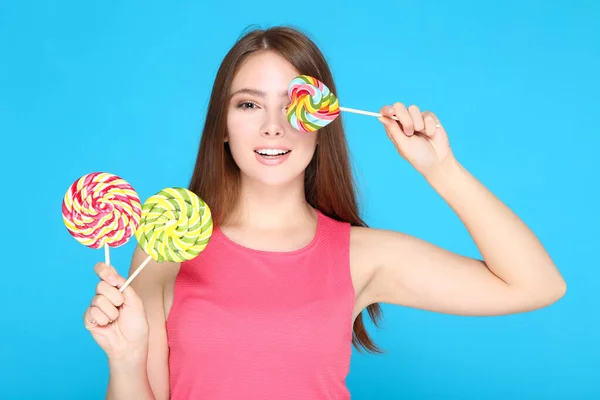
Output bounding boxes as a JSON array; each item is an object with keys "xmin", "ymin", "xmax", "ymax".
[
  {"xmin": 286, "ymin": 75, "xmax": 340, "ymax": 132},
  {"xmin": 62, "ymin": 172, "xmax": 142, "ymax": 265},
  {"xmin": 286, "ymin": 74, "xmax": 439, "ymax": 132},
  {"xmin": 119, "ymin": 187, "xmax": 213, "ymax": 292}
]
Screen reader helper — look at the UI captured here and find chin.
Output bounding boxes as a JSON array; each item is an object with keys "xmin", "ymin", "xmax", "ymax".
[
  {"xmin": 237, "ymin": 161, "xmax": 306, "ymax": 188},
  {"xmin": 234, "ymin": 152, "xmax": 314, "ymax": 188},
  {"xmin": 247, "ymin": 171, "xmax": 305, "ymax": 188}
]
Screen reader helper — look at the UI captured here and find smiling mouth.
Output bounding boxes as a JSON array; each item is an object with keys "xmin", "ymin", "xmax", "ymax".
[{"xmin": 254, "ymin": 149, "xmax": 291, "ymax": 158}]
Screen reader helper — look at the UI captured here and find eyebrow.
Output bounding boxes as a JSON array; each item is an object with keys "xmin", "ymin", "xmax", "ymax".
[{"xmin": 229, "ymin": 88, "xmax": 289, "ymax": 99}]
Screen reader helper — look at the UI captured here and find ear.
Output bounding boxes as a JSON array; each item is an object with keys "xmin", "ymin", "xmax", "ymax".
[{"xmin": 224, "ymin": 135, "xmax": 228, "ymax": 143}]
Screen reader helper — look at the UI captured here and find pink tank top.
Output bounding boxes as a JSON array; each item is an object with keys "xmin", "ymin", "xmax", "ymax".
[{"xmin": 166, "ymin": 210, "xmax": 356, "ymax": 399}]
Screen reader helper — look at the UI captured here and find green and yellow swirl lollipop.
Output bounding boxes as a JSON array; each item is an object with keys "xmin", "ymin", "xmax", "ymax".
[{"xmin": 119, "ymin": 187, "xmax": 213, "ymax": 292}]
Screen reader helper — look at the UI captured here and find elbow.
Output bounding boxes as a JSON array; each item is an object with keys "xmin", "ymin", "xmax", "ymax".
[
  {"xmin": 513, "ymin": 274, "xmax": 567, "ymax": 311},
  {"xmin": 547, "ymin": 267, "xmax": 568, "ymax": 302},
  {"xmin": 545, "ymin": 261, "xmax": 568, "ymax": 303},
  {"xmin": 532, "ymin": 260, "xmax": 568, "ymax": 306},
  {"xmin": 553, "ymin": 279, "xmax": 567, "ymax": 301},
  {"xmin": 531, "ymin": 278, "xmax": 567, "ymax": 309}
]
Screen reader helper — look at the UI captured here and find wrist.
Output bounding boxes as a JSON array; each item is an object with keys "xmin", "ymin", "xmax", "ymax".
[
  {"xmin": 107, "ymin": 348, "xmax": 155, "ymax": 400},
  {"xmin": 108, "ymin": 345, "xmax": 149, "ymax": 370},
  {"xmin": 423, "ymin": 154, "xmax": 462, "ymax": 186}
]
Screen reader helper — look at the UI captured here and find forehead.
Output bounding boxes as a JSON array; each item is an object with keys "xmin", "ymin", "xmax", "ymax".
[{"xmin": 230, "ymin": 51, "xmax": 299, "ymax": 93}]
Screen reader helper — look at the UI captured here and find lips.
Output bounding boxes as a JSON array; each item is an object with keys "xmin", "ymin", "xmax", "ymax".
[
  {"xmin": 254, "ymin": 148, "xmax": 292, "ymax": 166},
  {"xmin": 253, "ymin": 148, "xmax": 291, "ymax": 156}
]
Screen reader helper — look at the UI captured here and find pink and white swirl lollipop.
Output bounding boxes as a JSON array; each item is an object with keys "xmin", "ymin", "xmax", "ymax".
[{"xmin": 62, "ymin": 172, "xmax": 142, "ymax": 265}]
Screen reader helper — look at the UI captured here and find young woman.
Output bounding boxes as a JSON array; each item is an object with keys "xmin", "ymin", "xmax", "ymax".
[{"xmin": 83, "ymin": 26, "xmax": 566, "ymax": 399}]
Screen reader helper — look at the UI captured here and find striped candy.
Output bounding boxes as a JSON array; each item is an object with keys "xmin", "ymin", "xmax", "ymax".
[
  {"xmin": 135, "ymin": 188, "xmax": 213, "ymax": 262},
  {"xmin": 62, "ymin": 172, "xmax": 142, "ymax": 249},
  {"xmin": 286, "ymin": 75, "xmax": 340, "ymax": 132}
]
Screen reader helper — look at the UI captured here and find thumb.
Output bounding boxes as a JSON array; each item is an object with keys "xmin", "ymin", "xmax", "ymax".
[
  {"xmin": 107, "ymin": 266, "xmax": 129, "ymax": 289},
  {"xmin": 379, "ymin": 116, "xmax": 410, "ymax": 150},
  {"xmin": 120, "ymin": 283, "xmax": 142, "ymax": 307},
  {"xmin": 109, "ymin": 267, "xmax": 142, "ymax": 307}
]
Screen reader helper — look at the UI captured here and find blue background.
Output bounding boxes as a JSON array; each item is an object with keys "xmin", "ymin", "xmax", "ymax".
[{"xmin": 2, "ymin": 0, "xmax": 598, "ymax": 398}]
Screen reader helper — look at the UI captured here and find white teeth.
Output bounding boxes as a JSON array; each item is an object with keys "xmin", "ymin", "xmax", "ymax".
[{"xmin": 255, "ymin": 149, "xmax": 290, "ymax": 156}]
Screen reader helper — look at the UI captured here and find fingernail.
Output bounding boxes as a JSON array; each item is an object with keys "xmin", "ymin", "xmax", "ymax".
[
  {"xmin": 387, "ymin": 107, "xmax": 395, "ymax": 114},
  {"xmin": 108, "ymin": 275, "xmax": 118, "ymax": 285}
]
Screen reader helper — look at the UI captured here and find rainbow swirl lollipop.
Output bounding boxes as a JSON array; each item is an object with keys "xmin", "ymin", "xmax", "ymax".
[
  {"xmin": 286, "ymin": 75, "xmax": 340, "ymax": 132},
  {"xmin": 120, "ymin": 188, "xmax": 213, "ymax": 292},
  {"xmin": 62, "ymin": 172, "xmax": 142, "ymax": 264},
  {"xmin": 287, "ymin": 75, "xmax": 433, "ymax": 133}
]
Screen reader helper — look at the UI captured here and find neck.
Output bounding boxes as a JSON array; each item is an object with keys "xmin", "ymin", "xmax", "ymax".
[{"xmin": 226, "ymin": 176, "xmax": 315, "ymax": 230}]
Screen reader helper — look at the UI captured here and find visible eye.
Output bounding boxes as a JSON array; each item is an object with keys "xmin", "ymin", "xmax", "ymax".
[{"xmin": 236, "ymin": 101, "xmax": 258, "ymax": 110}]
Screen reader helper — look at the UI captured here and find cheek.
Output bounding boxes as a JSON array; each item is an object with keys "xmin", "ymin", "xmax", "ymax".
[
  {"xmin": 294, "ymin": 133, "xmax": 318, "ymax": 164},
  {"xmin": 300, "ymin": 133, "xmax": 318, "ymax": 152},
  {"xmin": 227, "ymin": 111, "xmax": 262, "ymax": 138},
  {"xmin": 226, "ymin": 118, "xmax": 253, "ymax": 162}
]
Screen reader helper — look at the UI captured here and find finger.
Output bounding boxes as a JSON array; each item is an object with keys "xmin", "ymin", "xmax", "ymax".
[
  {"xmin": 379, "ymin": 105, "xmax": 396, "ymax": 118},
  {"xmin": 96, "ymin": 280, "xmax": 125, "ymax": 307},
  {"xmin": 91, "ymin": 295, "xmax": 119, "ymax": 322},
  {"xmin": 83, "ymin": 308, "xmax": 97, "ymax": 328},
  {"xmin": 94, "ymin": 262, "xmax": 123, "ymax": 287},
  {"xmin": 378, "ymin": 116, "xmax": 394, "ymax": 141},
  {"xmin": 120, "ymin": 282, "xmax": 142, "ymax": 306},
  {"xmin": 378, "ymin": 115, "xmax": 410, "ymax": 150},
  {"xmin": 408, "ymin": 105, "xmax": 424, "ymax": 132},
  {"xmin": 378, "ymin": 106, "xmax": 399, "ymax": 140},
  {"xmin": 88, "ymin": 304, "xmax": 111, "ymax": 326},
  {"xmin": 392, "ymin": 102, "xmax": 414, "ymax": 136},
  {"xmin": 422, "ymin": 111, "xmax": 437, "ymax": 137}
]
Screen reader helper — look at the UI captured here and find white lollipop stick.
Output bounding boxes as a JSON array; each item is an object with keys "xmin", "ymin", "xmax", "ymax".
[
  {"xmin": 339, "ymin": 106, "xmax": 440, "ymax": 127},
  {"xmin": 104, "ymin": 243, "xmax": 111, "ymax": 266},
  {"xmin": 119, "ymin": 255, "xmax": 152, "ymax": 293},
  {"xmin": 339, "ymin": 106, "xmax": 391, "ymax": 118}
]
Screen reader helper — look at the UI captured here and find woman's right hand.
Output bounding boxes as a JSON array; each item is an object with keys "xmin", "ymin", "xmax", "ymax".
[{"xmin": 83, "ymin": 263, "xmax": 149, "ymax": 362}]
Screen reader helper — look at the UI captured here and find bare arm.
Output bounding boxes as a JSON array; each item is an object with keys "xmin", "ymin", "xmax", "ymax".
[
  {"xmin": 107, "ymin": 357, "xmax": 156, "ymax": 400},
  {"xmin": 106, "ymin": 246, "xmax": 178, "ymax": 400},
  {"xmin": 358, "ymin": 158, "xmax": 566, "ymax": 316}
]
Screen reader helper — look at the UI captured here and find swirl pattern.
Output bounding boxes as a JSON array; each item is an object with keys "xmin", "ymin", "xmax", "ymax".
[
  {"xmin": 135, "ymin": 188, "xmax": 213, "ymax": 262},
  {"xmin": 286, "ymin": 75, "xmax": 340, "ymax": 132},
  {"xmin": 62, "ymin": 172, "xmax": 142, "ymax": 249}
]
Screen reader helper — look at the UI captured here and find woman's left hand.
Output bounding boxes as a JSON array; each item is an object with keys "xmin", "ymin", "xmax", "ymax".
[{"xmin": 378, "ymin": 103, "xmax": 455, "ymax": 178}]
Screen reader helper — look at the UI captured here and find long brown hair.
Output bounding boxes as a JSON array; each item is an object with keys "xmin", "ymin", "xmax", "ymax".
[{"xmin": 188, "ymin": 25, "xmax": 384, "ymax": 354}]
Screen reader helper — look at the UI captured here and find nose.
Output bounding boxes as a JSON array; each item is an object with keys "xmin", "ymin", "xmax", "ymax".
[{"xmin": 260, "ymin": 111, "xmax": 286, "ymax": 138}]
